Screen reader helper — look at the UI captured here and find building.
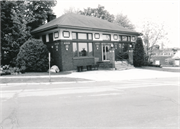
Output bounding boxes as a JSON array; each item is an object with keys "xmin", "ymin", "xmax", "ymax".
[
  {"xmin": 172, "ymin": 50, "xmax": 180, "ymax": 66},
  {"xmin": 151, "ymin": 48, "xmax": 180, "ymax": 66},
  {"xmin": 31, "ymin": 13, "xmax": 141, "ymax": 71}
]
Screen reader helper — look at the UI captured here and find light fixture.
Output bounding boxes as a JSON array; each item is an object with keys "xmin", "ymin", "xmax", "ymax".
[{"xmin": 65, "ymin": 44, "xmax": 69, "ymax": 51}]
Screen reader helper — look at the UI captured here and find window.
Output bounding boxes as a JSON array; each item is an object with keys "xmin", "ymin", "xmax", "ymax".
[
  {"xmin": 72, "ymin": 32, "xmax": 93, "ymax": 40},
  {"xmin": 94, "ymin": 33, "xmax": 100, "ymax": 39},
  {"xmin": 78, "ymin": 33, "xmax": 87, "ymax": 39},
  {"xmin": 63, "ymin": 31, "xmax": 70, "ymax": 38},
  {"xmin": 54, "ymin": 32, "xmax": 59, "ymax": 38},
  {"xmin": 73, "ymin": 42, "xmax": 93, "ymax": 57},
  {"xmin": 88, "ymin": 33, "xmax": 92, "ymax": 40},
  {"xmin": 88, "ymin": 43, "xmax": 93, "ymax": 56},
  {"xmin": 73, "ymin": 43, "xmax": 78, "ymax": 57},
  {"xmin": 128, "ymin": 36, "xmax": 131, "ymax": 41},
  {"xmin": 103, "ymin": 34, "xmax": 111, "ymax": 40},
  {"xmin": 131, "ymin": 36, "xmax": 135, "ymax": 42},
  {"xmin": 72, "ymin": 32, "xmax": 77, "ymax": 39},
  {"xmin": 79, "ymin": 43, "xmax": 87, "ymax": 56},
  {"xmin": 113, "ymin": 34, "xmax": 118, "ymax": 40},
  {"xmin": 122, "ymin": 36, "xmax": 127, "ymax": 41}
]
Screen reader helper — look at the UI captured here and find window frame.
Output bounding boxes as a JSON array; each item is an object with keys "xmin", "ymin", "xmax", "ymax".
[
  {"xmin": 63, "ymin": 31, "xmax": 70, "ymax": 38},
  {"xmin": 72, "ymin": 42, "xmax": 93, "ymax": 57},
  {"xmin": 77, "ymin": 32, "xmax": 88, "ymax": 40},
  {"xmin": 54, "ymin": 31, "xmax": 59, "ymax": 39},
  {"xmin": 113, "ymin": 34, "xmax": 118, "ymax": 40},
  {"xmin": 122, "ymin": 36, "xmax": 128, "ymax": 41},
  {"xmin": 94, "ymin": 33, "xmax": 100, "ymax": 39},
  {"xmin": 102, "ymin": 34, "xmax": 111, "ymax": 41}
]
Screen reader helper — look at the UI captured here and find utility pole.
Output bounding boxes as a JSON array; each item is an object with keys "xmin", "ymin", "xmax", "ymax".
[{"xmin": 49, "ymin": 52, "xmax": 51, "ymax": 82}]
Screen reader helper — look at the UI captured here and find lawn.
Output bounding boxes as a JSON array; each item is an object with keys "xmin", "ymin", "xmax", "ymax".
[
  {"xmin": 139, "ymin": 66, "xmax": 180, "ymax": 72},
  {"xmin": 0, "ymin": 71, "xmax": 91, "ymax": 84}
]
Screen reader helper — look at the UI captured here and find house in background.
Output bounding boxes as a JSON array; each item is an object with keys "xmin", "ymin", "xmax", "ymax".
[
  {"xmin": 151, "ymin": 48, "xmax": 180, "ymax": 66},
  {"xmin": 31, "ymin": 13, "xmax": 141, "ymax": 71},
  {"xmin": 172, "ymin": 50, "xmax": 180, "ymax": 66}
]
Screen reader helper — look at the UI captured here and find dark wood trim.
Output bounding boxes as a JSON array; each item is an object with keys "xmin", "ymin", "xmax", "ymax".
[
  {"xmin": 94, "ymin": 33, "xmax": 100, "ymax": 39},
  {"xmin": 62, "ymin": 31, "xmax": 70, "ymax": 38}
]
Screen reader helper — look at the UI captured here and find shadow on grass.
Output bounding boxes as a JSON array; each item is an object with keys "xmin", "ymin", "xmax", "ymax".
[
  {"xmin": 1, "ymin": 71, "xmax": 72, "ymax": 77},
  {"xmin": 0, "ymin": 77, "xmax": 91, "ymax": 84}
]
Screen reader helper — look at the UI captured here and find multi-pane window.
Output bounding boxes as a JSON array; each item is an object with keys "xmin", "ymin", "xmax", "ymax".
[
  {"xmin": 88, "ymin": 43, "xmax": 93, "ymax": 56},
  {"xmin": 72, "ymin": 32, "xmax": 77, "ymax": 39},
  {"xmin": 73, "ymin": 43, "xmax": 78, "ymax": 57},
  {"xmin": 78, "ymin": 43, "xmax": 88, "ymax": 56},
  {"xmin": 88, "ymin": 33, "xmax": 92, "ymax": 40},
  {"xmin": 78, "ymin": 33, "xmax": 87, "ymax": 39},
  {"xmin": 72, "ymin": 32, "xmax": 93, "ymax": 40},
  {"xmin": 103, "ymin": 34, "xmax": 111, "ymax": 40},
  {"xmin": 122, "ymin": 36, "xmax": 128, "ymax": 41},
  {"xmin": 73, "ymin": 42, "xmax": 93, "ymax": 57},
  {"xmin": 63, "ymin": 31, "xmax": 70, "ymax": 38}
]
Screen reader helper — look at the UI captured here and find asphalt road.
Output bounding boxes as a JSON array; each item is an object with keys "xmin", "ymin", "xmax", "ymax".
[{"xmin": 0, "ymin": 77, "xmax": 180, "ymax": 129}]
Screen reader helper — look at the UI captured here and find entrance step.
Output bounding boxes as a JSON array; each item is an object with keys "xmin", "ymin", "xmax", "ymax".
[
  {"xmin": 98, "ymin": 62, "xmax": 113, "ymax": 69},
  {"xmin": 115, "ymin": 61, "xmax": 135, "ymax": 70}
]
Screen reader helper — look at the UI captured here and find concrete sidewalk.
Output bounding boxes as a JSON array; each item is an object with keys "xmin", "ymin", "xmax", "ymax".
[
  {"xmin": 62, "ymin": 68, "xmax": 180, "ymax": 81},
  {"xmin": 1, "ymin": 68, "xmax": 179, "ymax": 86}
]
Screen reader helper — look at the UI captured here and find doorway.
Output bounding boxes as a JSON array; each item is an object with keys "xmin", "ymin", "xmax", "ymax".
[{"xmin": 102, "ymin": 43, "xmax": 111, "ymax": 61}]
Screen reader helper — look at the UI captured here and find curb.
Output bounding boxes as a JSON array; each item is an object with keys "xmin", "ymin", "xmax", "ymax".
[{"xmin": 0, "ymin": 80, "xmax": 96, "ymax": 87}]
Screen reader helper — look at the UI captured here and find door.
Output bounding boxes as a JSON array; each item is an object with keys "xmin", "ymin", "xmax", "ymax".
[{"xmin": 102, "ymin": 44, "xmax": 110, "ymax": 61}]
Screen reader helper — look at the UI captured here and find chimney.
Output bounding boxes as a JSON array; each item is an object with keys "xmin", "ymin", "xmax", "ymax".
[{"xmin": 47, "ymin": 14, "xmax": 56, "ymax": 22}]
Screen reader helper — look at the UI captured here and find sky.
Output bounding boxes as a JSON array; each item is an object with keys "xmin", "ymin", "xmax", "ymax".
[{"xmin": 52, "ymin": 0, "xmax": 180, "ymax": 48}]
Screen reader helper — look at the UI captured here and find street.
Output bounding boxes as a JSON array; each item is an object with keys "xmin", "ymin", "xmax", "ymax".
[{"xmin": 0, "ymin": 77, "xmax": 180, "ymax": 129}]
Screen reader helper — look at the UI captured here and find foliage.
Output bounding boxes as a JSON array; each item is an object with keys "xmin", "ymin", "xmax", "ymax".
[
  {"xmin": 1, "ymin": 0, "xmax": 56, "ymax": 66},
  {"xmin": 76, "ymin": 5, "xmax": 135, "ymax": 30},
  {"xmin": 16, "ymin": 39, "xmax": 49, "ymax": 72},
  {"xmin": 79, "ymin": 5, "xmax": 115, "ymax": 22},
  {"xmin": 25, "ymin": 1, "xmax": 57, "ymax": 30},
  {"xmin": 117, "ymin": 52, "xmax": 129, "ymax": 60},
  {"xmin": 1, "ymin": 1, "xmax": 30, "ymax": 65},
  {"xmin": 142, "ymin": 21, "xmax": 168, "ymax": 61},
  {"xmin": 114, "ymin": 13, "xmax": 135, "ymax": 30},
  {"xmin": 133, "ymin": 37, "xmax": 145, "ymax": 67},
  {"xmin": 64, "ymin": 7, "xmax": 80, "ymax": 14},
  {"xmin": 117, "ymin": 44, "xmax": 129, "ymax": 60}
]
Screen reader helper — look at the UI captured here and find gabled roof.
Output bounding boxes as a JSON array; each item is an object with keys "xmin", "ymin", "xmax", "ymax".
[
  {"xmin": 172, "ymin": 50, "xmax": 180, "ymax": 59},
  {"xmin": 31, "ymin": 13, "xmax": 141, "ymax": 35}
]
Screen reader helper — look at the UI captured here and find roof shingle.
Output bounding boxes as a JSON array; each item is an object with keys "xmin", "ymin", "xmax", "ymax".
[{"xmin": 32, "ymin": 13, "xmax": 140, "ymax": 35}]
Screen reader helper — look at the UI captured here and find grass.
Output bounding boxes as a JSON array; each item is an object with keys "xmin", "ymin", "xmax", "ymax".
[
  {"xmin": 0, "ymin": 77, "xmax": 90, "ymax": 84},
  {"xmin": 139, "ymin": 66, "xmax": 180, "ymax": 72},
  {"xmin": 0, "ymin": 71, "xmax": 91, "ymax": 84}
]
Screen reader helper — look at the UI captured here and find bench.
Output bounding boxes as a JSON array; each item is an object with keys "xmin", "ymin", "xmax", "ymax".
[
  {"xmin": 74, "ymin": 57, "xmax": 99, "ymax": 72},
  {"xmin": 77, "ymin": 64, "xmax": 99, "ymax": 72}
]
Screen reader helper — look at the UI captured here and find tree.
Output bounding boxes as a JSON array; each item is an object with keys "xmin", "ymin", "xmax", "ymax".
[
  {"xmin": 25, "ymin": 1, "xmax": 57, "ymax": 30},
  {"xmin": 114, "ymin": 13, "xmax": 135, "ymax": 30},
  {"xmin": 64, "ymin": 7, "xmax": 80, "ymax": 14},
  {"xmin": 142, "ymin": 21, "xmax": 168, "ymax": 61},
  {"xmin": 133, "ymin": 37, "xmax": 145, "ymax": 67},
  {"xmin": 1, "ymin": 0, "xmax": 56, "ymax": 66},
  {"xmin": 16, "ymin": 39, "xmax": 49, "ymax": 72},
  {"xmin": 79, "ymin": 5, "xmax": 115, "ymax": 22},
  {"xmin": 1, "ymin": 1, "xmax": 30, "ymax": 66}
]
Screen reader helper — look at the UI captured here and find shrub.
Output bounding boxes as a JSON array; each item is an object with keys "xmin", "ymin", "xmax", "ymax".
[
  {"xmin": 16, "ymin": 38, "xmax": 49, "ymax": 72},
  {"xmin": 133, "ymin": 37, "xmax": 145, "ymax": 67}
]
